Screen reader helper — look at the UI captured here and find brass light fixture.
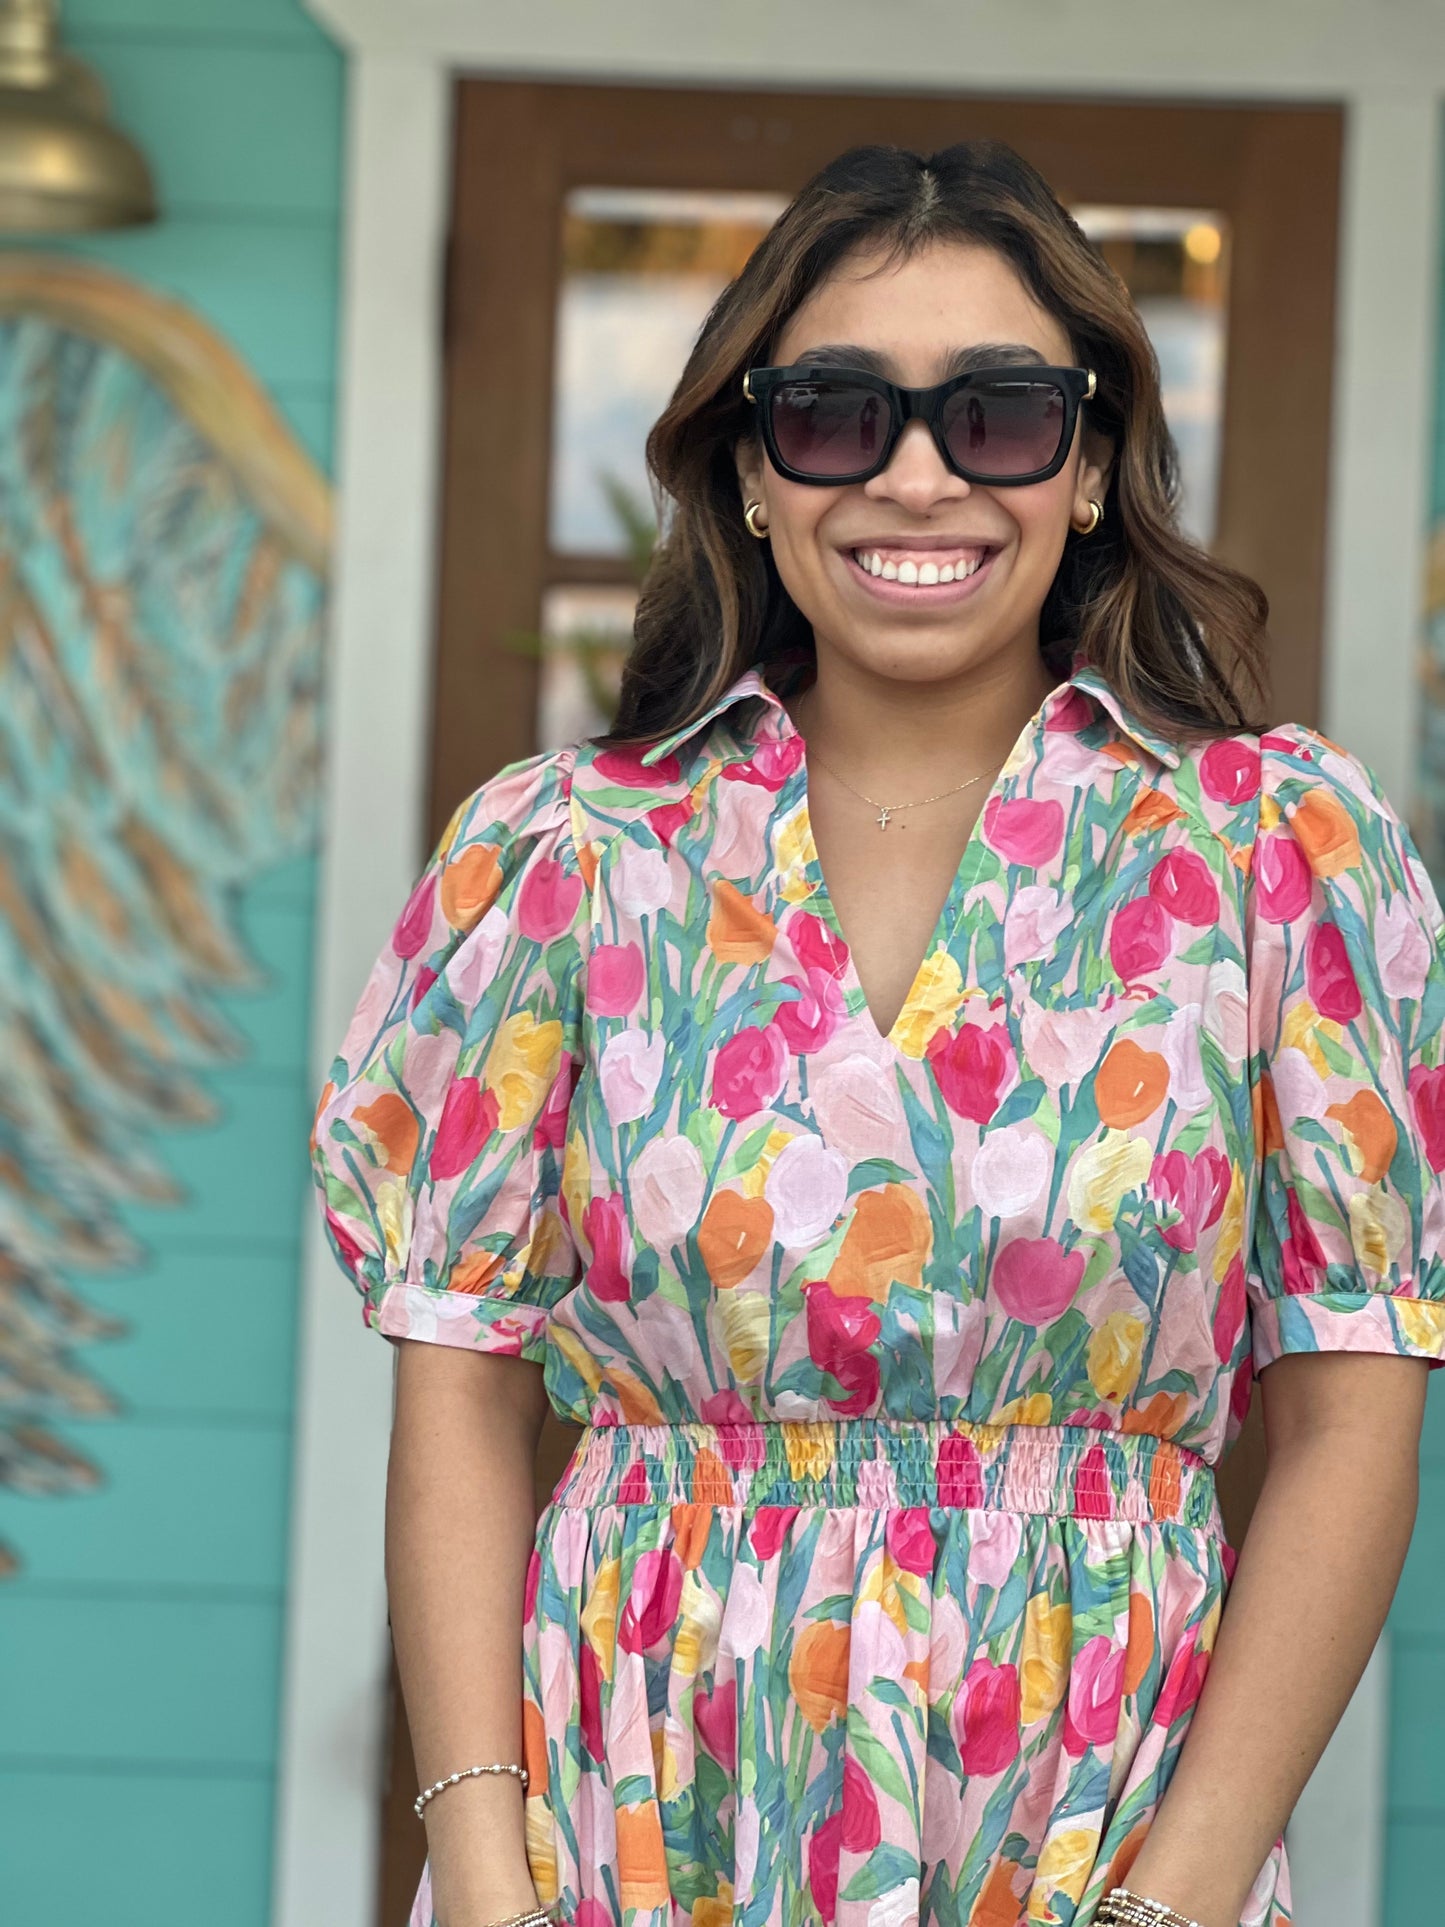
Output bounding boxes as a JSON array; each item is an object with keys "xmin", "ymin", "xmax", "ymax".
[{"xmin": 0, "ymin": 0, "xmax": 156, "ymax": 232}]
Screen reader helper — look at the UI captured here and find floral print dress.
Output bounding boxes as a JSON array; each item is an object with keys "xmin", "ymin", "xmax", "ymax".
[{"xmin": 310, "ymin": 651, "xmax": 1445, "ymax": 1927}]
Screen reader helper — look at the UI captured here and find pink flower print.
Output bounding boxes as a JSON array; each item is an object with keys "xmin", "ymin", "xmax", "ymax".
[
  {"xmin": 808, "ymin": 1810, "xmax": 842, "ymax": 1926},
  {"xmin": 429, "ymin": 1077, "xmax": 498, "ymax": 1179},
  {"xmin": 1282, "ymin": 1188, "xmax": 1329, "ymax": 1295},
  {"xmin": 578, "ymin": 1637, "xmax": 604, "ymax": 1759},
  {"xmin": 1044, "ymin": 684, "xmax": 1095, "ymax": 734},
  {"xmin": 516, "ymin": 855, "xmax": 583, "ymax": 941},
  {"xmin": 1152, "ymin": 1638, "xmax": 1209, "ymax": 1728},
  {"xmin": 611, "ymin": 838, "xmax": 672, "ymax": 917},
  {"xmin": 586, "ymin": 941, "xmax": 646, "ymax": 1017},
  {"xmin": 647, "ymin": 795, "xmax": 693, "ymax": 845},
  {"xmin": 926, "ymin": 1021, "xmax": 1016, "ymax": 1123},
  {"xmin": 802, "ymin": 1279, "xmax": 881, "ymax": 1416},
  {"xmin": 1149, "ymin": 1147, "xmax": 1231, "ymax": 1252},
  {"xmin": 1199, "ymin": 737, "xmax": 1261, "ymax": 806},
  {"xmin": 982, "ymin": 793, "xmax": 1066, "ymax": 868},
  {"xmin": 595, "ymin": 743, "xmax": 680, "ymax": 786},
  {"xmin": 1304, "ymin": 920, "xmax": 1361, "ymax": 1023},
  {"xmin": 598, "ymin": 1029, "xmax": 667, "ymax": 1124},
  {"xmin": 1377, "ymin": 892, "xmax": 1432, "ymax": 1001},
  {"xmin": 1063, "ymin": 1635, "xmax": 1126, "ymax": 1754},
  {"xmin": 764, "ymin": 1134, "xmax": 849, "ymax": 1245},
  {"xmin": 710, "ymin": 1023, "xmax": 788, "ymax": 1119},
  {"xmin": 1109, "ymin": 895, "xmax": 1172, "ymax": 985},
  {"xmin": 936, "ymin": 1431, "xmax": 984, "ymax": 1506},
  {"xmin": 631, "ymin": 1134, "xmax": 707, "ymax": 1249},
  {"xmin": 954, "ymin": 1656, "xmax": 1022, "ymax": 1776},
  {"xmin": 991, "ymin": 1234, "xmax": 1086, "ymax": 1324},
  {"xmin": 789, "ymin": 908, "xmax": 850, "ymax": 978},
  {"xmin": 1213, "ymin": 1251, "xmax": 1246, "ymax": 1363},
  {"xmin": 582, "ymin": 1192, "xmax": 631, "ymax": 1301},
  {"xmin": 1017, "ymin": 996, "xmax": 1119, "ymax": 1091},
  {"xmin": 618, "ymin": 1548, "xmax": 684, "ymax": 1653},
  {"xmin": 392, "ymin": 869, "xmax": 436, "ymax": 959},
  {"xmin": 721, "ymin": 734, "xmax": 805, "ymax": 790},
  {"xmin": 841, "ymin": 1753, "xmax": 882, "ymax": 1853},
  {"xmin": 971, "ymin": 1122, "xmax": 1050, "ymax": 1220},
  {"xmin": 1409, "ymin": 1064, "xmax": 1445, "ymax": 1171},
  {"xmin": 533, "ymin": 1057, "xmax": 575, "ymax": 1151},
  {"xmin": 1003, "ymin": 883, "xmax": 1073, "ymax": 968},
  {"xmin": 747, "ymin": 1504, "xmax": 799, "ymax": 1556},
  {"xmin": 408, "ymin": 964, "xmax": 438, "ymax": 1011},
  {"xmin": 773, "ymin": 967, "xmax": 846, "ymax": 1053},
  {"xmin": 1254, "ymin": 832, "xmax": 1313, "ymax": 923},
  {"xmin": 1073, "ymin": 1442, "xmax": 1113, "ymax": 1519},
  {"xmin": 885, "ymin": 1507, "xmax": 937, "ymax": 1576},
  {"xmin": 1148, "ymin": 849, "xmax": 1219, "ymax": 926},
  {"xmin": 693, "ymin": 1676, "xmax": 737, "ymax": 1772}
]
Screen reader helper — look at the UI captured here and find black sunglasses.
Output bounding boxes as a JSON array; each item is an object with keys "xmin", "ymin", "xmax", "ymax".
[{"xmin": 743, "ymin": 362, "xmax": 1096, "ymax": 487}]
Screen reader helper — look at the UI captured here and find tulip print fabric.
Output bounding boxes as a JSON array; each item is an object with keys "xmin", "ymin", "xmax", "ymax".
[{"xmin": 310, "ymin": 649, "xmax": 1445, "ymax": 1927}]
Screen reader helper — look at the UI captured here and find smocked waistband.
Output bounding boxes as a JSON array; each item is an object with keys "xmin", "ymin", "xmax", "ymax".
[{"xmin": 549, "ymin": 1418, "xmax": 1221, "ymax": 1533}]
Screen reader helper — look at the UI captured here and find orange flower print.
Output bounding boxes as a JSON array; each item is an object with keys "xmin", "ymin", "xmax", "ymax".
[
  {"xmin": 440, "ymin": 840, "xmax": 503, "ymax": 929},
  {"xmin": 615, "ymin": 1801, "xmax": 670, "ymax": 1910},
  {"xmin": 829, "ymin": 1183, "xmax": 933, "ymax": 1300},
  {"xmin": 1095, "ymin": 1039, "xmax": 1171, "ymax": 1128},
  {"xmin": 706, "ymin": 878, "xmax": 776, "ymax": 963},
  {"xmin": 1326, "ymin": 1087, "xmax": 1398, "ymax": 1183},
  {"xmin": 789, "ymin": 1620, "xmax": 851, "ymax": 1732},
  {"xmin": 1287, "ymin": 786, "xmax": 1361, "ymax": 876},
  {"xmin": 698, "ymin": 1190, "xmax": 775, "ymax": 1289},
  {"xmin": 353, "ymin": 1091, "xmax": 419, "ymax": 1174}
]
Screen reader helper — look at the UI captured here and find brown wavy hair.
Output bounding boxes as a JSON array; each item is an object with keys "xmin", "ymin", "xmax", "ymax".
[{"xmin": 597, "ymin": 139, "xmax": 1272, "ymax": 754}]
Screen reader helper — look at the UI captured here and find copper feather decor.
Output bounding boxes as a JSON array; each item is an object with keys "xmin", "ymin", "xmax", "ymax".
[{"xmin": 0, "ymin": 256, "xmax": 329, "ymax": 1575}]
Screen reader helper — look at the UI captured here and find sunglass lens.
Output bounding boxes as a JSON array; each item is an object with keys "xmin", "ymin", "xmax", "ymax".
[
  {"xmin": 769, "ymin": 380, "xmax": 888, "ymax": 478},
  {"xmin": 941, "ymin": 379, "xmax": 1066, "ymax": 479}
]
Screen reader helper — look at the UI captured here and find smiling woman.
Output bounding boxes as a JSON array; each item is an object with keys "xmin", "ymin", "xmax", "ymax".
[{"xmin": 311, "ymin": 138, "xmax": 1443, "ymax": 1927}]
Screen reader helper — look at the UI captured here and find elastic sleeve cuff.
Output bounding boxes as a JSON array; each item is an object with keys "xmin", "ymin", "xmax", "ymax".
[
  {"xmin": 1251, "ymin": 1289, "xmax": 1445, "ymax": 1373},
  {"xmin": 363, "ymin": 1281, "xmax": 551, "ymax": 1362}
]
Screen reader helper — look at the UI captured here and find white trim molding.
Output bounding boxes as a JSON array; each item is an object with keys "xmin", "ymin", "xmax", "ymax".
[
  {"xmin": 272, "ymin": 51, "xmax": 452, "ymax": 1927},
  {"xmin": 288, "ymin": 11, "xmax": 1444, "ymax": 1924}
]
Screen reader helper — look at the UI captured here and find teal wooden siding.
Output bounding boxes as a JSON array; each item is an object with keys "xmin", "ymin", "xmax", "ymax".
[
  {"xmin": 0, "ymin": 2, "xmax": 340, "ymax": 1920},
  {"xmin": 1384, "ymin": 103, "xmax": 1445, "ymax": 1925}
]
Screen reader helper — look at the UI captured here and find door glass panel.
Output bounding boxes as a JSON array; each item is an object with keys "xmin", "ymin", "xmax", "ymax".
[{"xmin": 539, "ymin": 189, "xmax": 1230, "ymax": 748}]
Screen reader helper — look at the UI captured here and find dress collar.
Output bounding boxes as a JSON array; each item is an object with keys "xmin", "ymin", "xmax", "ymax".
[{"xmin": 637, "ymin": 651, "xmax": 1182, "ymax": 771}]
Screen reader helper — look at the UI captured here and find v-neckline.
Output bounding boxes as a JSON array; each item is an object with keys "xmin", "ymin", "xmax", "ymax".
[{"xmin": 786, "ymin": 686, "xmax": 1058, "ymax": 1055}]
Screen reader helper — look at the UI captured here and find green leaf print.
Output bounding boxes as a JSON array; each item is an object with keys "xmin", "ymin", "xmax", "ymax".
[
  {"xmin": 842, "ymin": 1723, "xmax": 915, "ymax": 1810},
  {"xmin": 840, "ymin": 1841, "xmax": 922, "ymax": 1903},
  {"xmin": 845, "ymin": 1156, "xmax": 916, "ymax": 1192}
]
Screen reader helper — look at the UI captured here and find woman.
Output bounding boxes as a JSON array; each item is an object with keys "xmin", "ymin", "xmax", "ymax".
[{"xmin": 309, "ymin": 140, "xmax": 1445, "ymax": 1927}]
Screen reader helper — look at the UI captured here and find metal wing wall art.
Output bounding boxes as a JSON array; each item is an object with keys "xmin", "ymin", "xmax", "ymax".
[{"xmin": 0, "ymin": 256, "xmax": 328, "ymax": 1575}]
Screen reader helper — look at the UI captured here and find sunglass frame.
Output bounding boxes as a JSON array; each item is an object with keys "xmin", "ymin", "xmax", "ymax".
[{"xmin": 742, "ymin": 362, "xmax": 1097, "ymax": 487}]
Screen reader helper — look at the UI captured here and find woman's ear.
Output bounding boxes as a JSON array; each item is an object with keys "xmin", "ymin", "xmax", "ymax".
[{"xmin": 735, "ymin": 434, "xmax": 765, "ymax": 513}]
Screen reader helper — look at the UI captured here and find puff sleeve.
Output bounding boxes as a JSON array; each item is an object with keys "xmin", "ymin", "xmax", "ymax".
[
  {"xmin": 308, "ymin": 746, "xmax": 589, "ymax": 1359},
  {"xmin": 1245, "ymin": 723, "xmax": 1445, "ymax": 1372}
]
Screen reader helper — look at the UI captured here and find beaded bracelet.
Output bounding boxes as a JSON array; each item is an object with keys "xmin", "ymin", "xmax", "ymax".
[
  {"xmin": 479, "ymin": 1910, "xmax": 559, "ymax": 1927},
  {"xmin": 1096, "ymin": 1886, "xmax": 1206, "ymax": 1927},
  {"xmin": 412, "ymin": 1758, "xmax": 529, "ymax": 1819}
]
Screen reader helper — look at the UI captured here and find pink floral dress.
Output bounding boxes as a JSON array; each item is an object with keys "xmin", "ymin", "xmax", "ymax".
[{"xmin": 310, "ymin": 650, "xmax": 1445, "ymax": 1927}]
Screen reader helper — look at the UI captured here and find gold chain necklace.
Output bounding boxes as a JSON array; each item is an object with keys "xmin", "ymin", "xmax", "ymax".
[{"xmin": 801, "ymin": 735, "xmax": 1000, "ymax": 831}]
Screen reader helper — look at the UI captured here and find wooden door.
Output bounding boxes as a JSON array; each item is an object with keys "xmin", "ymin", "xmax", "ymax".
[{"xmin": 379, "ymin": 78, "xmax": 1342, "ymax": 1923}]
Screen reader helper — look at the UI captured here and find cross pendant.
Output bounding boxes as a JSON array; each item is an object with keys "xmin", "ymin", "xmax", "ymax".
[{"xmin": 876, "ymin": 806, "xmax": 892, "ymax": 830}]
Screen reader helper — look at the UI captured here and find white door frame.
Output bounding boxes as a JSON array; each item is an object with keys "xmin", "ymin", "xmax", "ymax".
[{"xmin": 279, "ymin": 10, "xmax": 1443, "ymax": 1922}]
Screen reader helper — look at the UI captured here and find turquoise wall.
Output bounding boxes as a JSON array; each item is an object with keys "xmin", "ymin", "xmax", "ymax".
[
  {"xmin": 1388, "ymin": 105, "xmax": 1445, "ymax": 1923},
  {"xmin": 0, "ymin": 3, "xmax": 342, "ymax": 1922}
]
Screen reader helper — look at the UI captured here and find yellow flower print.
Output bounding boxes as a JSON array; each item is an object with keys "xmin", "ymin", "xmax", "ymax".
[
  {"xmin": 1259, "ymin": 792, "xmax": 1282, "ymax": 833},
  {"xmin": 1281, "ymin": 998, "xmax": 1343, "ymax": 1080},
  {"xmin": 1029, "ymin": 1828, "xmax": 1098, "ymax": 1915},
  {"xmin": 999, "ymin": 1391, "xmax": 1054, "ymax": 1426},
  {"xmin": 484, "ymin": 1011, "xmax": 564, "ymax": 1130},
  {"xmin": 740, "ymin": 1125, "xmax": 796, "ymax": 1199},
  {"xmin": 775, "ymin": 799, "xmax": 819, "ymax": 904},
  {"xmin": 670, "ymin": 1569, "xmax": 721, "ymax": 1681},
  {"xmin": 1087, "ymin": 1310, "xmax": 1146, "ymax": 1402},
  {"xmin": 1398, "ymin": 1298, "xmax": 1445, "ymax": 1355},
  {"xmin": 861, "ymin": 1550, "xmax": 926, "ymax": 1639},
  {"xmin": 581, "ymin": 1555, "xmax": 621, "ymax": 1682},
  {"xmin": 1348, "ymin": 1184, "xmax": 1407, "ymax": 1276},
  {"xmin": 525, "ymin": 1797, "xmax": 559, "ymax": 1901},
  {"xmin": 552, "ymin": 1325, "xmax": 605, "ymax": 1397},
  {"xmin": 1211, "ymin": 1162, "xmax": 1247, "ymax": 1283},
  {"xmin": 693, "ymin": 1885, "xmax": 735, "ymax": 1927},
  {"xmin": 716, "ymin": 1287, "xmax": 771, "ymax": 1384},
  {"xmin": 375, "ymin": 1174, "xmax": 412, "ymax": 1270},
  {"xmin": 782, "ymin": 1420, "xmax": 836, "ymax": 1484},
  {"xmin": 1020, "ymin": 1590, "xmax": 1073, "ymax": 1725},
  {"xmin": 891, "ymin": 948, "xmax": 967, "ymax": 1058},
  {"xmin": 1067, "ymin": 1129, "xmax": 1152, "ymax": 1233},
  {"xmin": 562, "ymin": 1126, "xmax": 591, "ymax": 1233}
]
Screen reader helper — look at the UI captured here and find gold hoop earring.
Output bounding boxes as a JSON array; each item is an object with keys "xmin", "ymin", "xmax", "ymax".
[
  {"xmin": 743, "ymin": 499, "xmax": 769, "ymax": 539},
  {"xmin": 1075, "ymin": 498, "xmax": 1103, "ymax": 536}
]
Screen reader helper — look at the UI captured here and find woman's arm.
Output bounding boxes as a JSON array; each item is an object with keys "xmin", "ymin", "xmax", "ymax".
[
  {"xmin": 386, "ymin": 1339, "xmax": 551, "ymax": 1926},
  {"xmin": 1123, "ymin": 1351, "xmax": 1430, "ymax": 1927}
]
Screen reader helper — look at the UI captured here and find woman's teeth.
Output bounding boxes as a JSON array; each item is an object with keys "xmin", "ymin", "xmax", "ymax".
[{"xmin": 850, "ymin": 549, "xmax": 988, "ymax": 584}]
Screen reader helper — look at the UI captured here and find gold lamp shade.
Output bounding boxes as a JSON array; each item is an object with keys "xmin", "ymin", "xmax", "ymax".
[{"xmin": 0, "ymin": 0, "xmax": 156, "ymax": 232}]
